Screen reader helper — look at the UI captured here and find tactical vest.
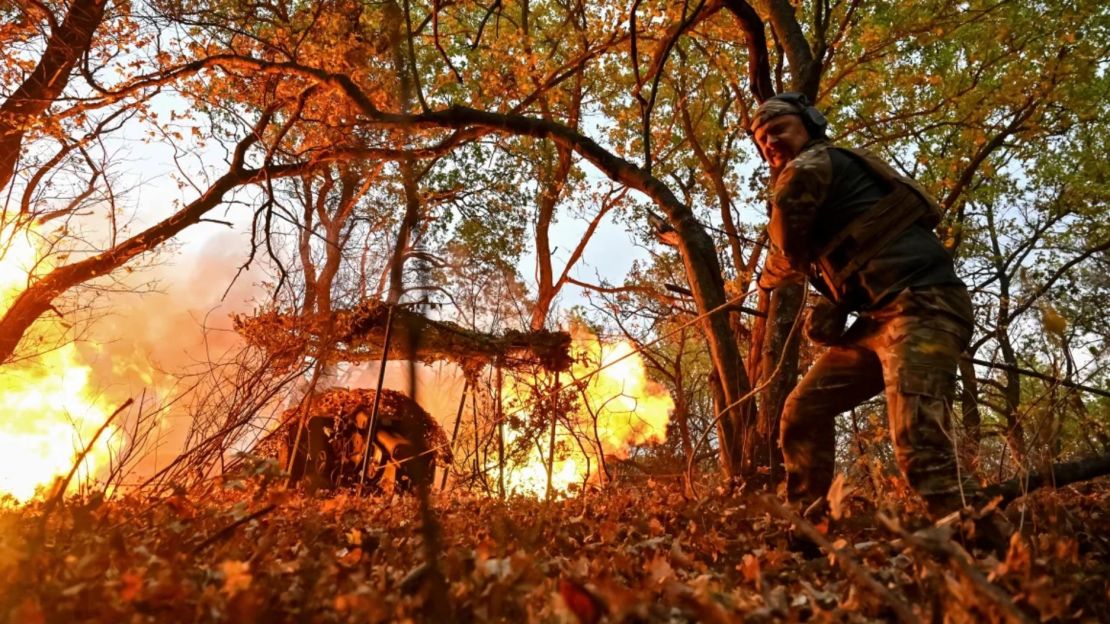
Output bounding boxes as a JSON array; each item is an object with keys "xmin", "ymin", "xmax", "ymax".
[{"xmin": 813, "ymin": 147, "xmax": 943, "ymax": 301}]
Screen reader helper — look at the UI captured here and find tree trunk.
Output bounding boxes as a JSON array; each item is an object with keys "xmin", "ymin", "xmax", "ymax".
[
  {"xmin": 674, "ymin": 395, "xmax": 694, "ymax": 464},
  {"xmin": 671, "ymin": 338, "xmax": 695, "ymax": 464},
  {"xmin": 986, "ymin": 202, "xmax": 1027, "ymax": 466},
  {"xmin": 0, "ymin": 0, "xmax": 109, "ymax": 191},
  {"xmin": 751, "ymin": 283, "xmax": 802, "ymax": 481},
  {"xmin": 707, "ymin": 370, "xmax": 737, "ymax": 474},
  {"xmin": 998, "ymin": 330, "xmax": 1027, "ymax": 464},
  {"xmin": 958, "ymin": 354, "xmax": 982, "ymax": 474},
  {"xmin": 985, "ymin": 454, "xmax": 1110, "ymax": 504},
  {"xmin": 747, "ymin": 289, "xmax": 769, "ymax": 389},
  {"xmin": 529, "ymin": 140, "xmax": 575, "ymax": 330},
  {"xmin": 496, "ymin": 364, "xmax": 505, "ymax": 499},
  {"xmin": 720, "ymin": 0, "xmax": 822, "ymax": 481}
]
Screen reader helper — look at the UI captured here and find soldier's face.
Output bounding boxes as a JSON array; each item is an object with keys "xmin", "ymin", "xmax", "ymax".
[{"xmin": 753, "ymin": 114, "xmax": 811, "ymax": 169}]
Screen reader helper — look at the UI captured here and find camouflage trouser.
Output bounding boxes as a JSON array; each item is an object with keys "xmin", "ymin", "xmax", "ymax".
[{"xmin": 780, "ymin": 285, "xmax": 978, "ymax": 518}]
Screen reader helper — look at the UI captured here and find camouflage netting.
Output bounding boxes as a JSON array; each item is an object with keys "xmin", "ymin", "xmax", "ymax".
[
  {"xmin": 273, "ymin": 387, "xmax": 450, "ymax": 491},
  {"xmin": 234, "ymin": 300, "xmax": 572, "ymax": 373}
]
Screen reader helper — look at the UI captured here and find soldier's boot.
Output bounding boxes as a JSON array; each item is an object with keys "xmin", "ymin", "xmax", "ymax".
[
  {"xmin": 971, "ymin": 510, "xmax": 1016, "ymax": 557},
  {"xmin": 784, "ymin": 474, "xmax": 831, "ymax": 559},
  {"xmin": 925, "ymin": 492, "xmax": 1014, "ymax": 557},
  {"xmin": 786, "ymin": 499, "xmax": 829, "ymax": 559}
]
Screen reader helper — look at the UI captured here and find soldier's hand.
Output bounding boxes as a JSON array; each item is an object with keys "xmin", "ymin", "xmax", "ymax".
[
  {"xmin": 805, "ymin": 298, "xmax": 848, "ymax": 346},
  {"xmin": 758, "ymin": 247, "xmax": 802, "ymax": 291}
]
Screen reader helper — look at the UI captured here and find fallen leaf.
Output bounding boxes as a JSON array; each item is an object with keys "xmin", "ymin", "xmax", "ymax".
[
  {"xmin": 219, "ymin": 560, "xmax": 252, "ymax": 596},
  {"xmin": 558, "ymin": 578, "xmax": 606, "ymax": 624},
  {"xmin": 738, "ymin": 553, "xmax": 761, "ymax": 586},
  {"xmin": 827, "ymin": 474, "xmax": 855, "ymax": 520},
  {"xmin": 346, "ymin": 527, "xmax": 362, "ymax": 546},
  {"xmin": 119, "ymin": 570, "xmax": 143, "ymax": 603},
  {"xmin": 647, "ymin": 553, "xmax": 675, "ymax": 586}
]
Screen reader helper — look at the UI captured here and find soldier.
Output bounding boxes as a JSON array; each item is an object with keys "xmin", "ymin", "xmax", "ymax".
[{"xmin": 751, "ymin": 93, "xmax": 1001, "ymax": 540}]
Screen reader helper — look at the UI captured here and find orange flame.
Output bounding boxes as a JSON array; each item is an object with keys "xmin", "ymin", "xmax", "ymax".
[
  {"xmin": 0, "ymin": 226, "xmax": 116, "ymax": 503},
  {"xmin": 499, "ymin": 324, "xmax": 673, "ymax": 496}
]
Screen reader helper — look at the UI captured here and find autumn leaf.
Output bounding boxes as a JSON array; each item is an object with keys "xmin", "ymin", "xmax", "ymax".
[
  {"xmin": 337, "ymin": 547, "xmax": 363, "ymax": 568},
  {"xmin": 646, "ymin": 553, "xmax": 676, "ymax": 586},
  {"xmin": 827, "ymin": 473, "xmax": 855, "ymax": 521},
  {"xmin": 118, "ymin": 570, "xmax": 143, "ymax": 603},
  {"xmin": 219, "ymin": 560, "xmax": 252, "ymax": 596},
  {"xmin": 345, "ymin": 527, "xmax": 362, "ymax": 546},
  {"xmin": 558, "ymin": 578, "xmax": 607, "ymax": 624},
  {"xmin": 738, "ymin": 553, "xmax": 761, "ymax": 587},
  {"xmin": 1040, "ymin": 303, "xmax": 1068, "ymax": 337}
]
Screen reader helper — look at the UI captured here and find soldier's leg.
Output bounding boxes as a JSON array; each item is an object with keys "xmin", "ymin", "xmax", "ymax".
[
  {"xmin": 869, "ymin": 287, "xmax": 976, "ymax": 517},
  {"xmin": 780, "ymin": 345, "xmax": 884, "ymax": 505}
]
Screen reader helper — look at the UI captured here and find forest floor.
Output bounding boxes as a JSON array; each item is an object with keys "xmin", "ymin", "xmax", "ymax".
[{"xmin": 2, "ymin": 462, "xmax": 1108, "ymax": 623}]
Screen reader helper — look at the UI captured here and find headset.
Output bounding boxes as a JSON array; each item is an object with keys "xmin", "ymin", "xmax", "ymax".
[
  {"xmin": 748, "ymin": 92, "xmax": 829, "ymax": 162},
  {"xmin": 767, "ymin": 92, "xmax": 829, "ymax": 138}
]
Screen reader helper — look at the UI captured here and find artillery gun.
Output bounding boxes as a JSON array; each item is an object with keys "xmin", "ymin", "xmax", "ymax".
[
  {"xmin": 277, "ymin": 387, "xmax": 449, "ymax": 493},
  {"xmin": 238, "ymin": 299, "xmax": 574, "ymax": 493}
]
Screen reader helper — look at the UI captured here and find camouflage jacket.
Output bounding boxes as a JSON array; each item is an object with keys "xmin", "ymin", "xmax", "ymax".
[{"xmin": 763, "ymin": 139, "xmax": 963, "ymax": 310}]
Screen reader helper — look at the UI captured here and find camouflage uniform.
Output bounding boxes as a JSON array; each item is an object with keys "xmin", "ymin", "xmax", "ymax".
[
  {"xmin": 780, "ymin": 285, "xmax": 976, "ymax": 516},
  {"xmin": 759, "ymin": 127, "xmax": 978, "ymax": 517}
]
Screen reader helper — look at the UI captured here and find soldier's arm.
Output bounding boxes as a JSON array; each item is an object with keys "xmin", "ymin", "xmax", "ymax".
[
  {"xmin": 757, "ymin": 244, "xmax": 804, "ymax": 291},
  {"xmin": 768, "ymin": 148, "xmax": 832, "ymax": 266}
]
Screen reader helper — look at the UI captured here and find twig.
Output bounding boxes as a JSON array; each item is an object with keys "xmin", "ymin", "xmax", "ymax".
[
  {"xmin": 760, "ymin": 495, "xmax": 920, "ymax": 624},
  {"xmin": 440, "ymin": 379, "xmax": 469, "ymax": 490},
  {"xmin": 965, "ymin": 355, "xmax": 1110, "ymax": 399},
  {"xmin": 40, "ymin": 399, "xmax": 133, "ymax": 531},
  {"xmin": 876, "ymin": 513, "xmax": 1033, "ymax": 624},
  {"xmin": 191, "ymin": 503, "xmax": 277, "ymax": 555},
  {"xmin": 198, "ymin": 218, "xmax": 234, "ymax": 227},
  {"xmin": 357, "ymin": 301, "xmax": 398, "ymax": 494}
]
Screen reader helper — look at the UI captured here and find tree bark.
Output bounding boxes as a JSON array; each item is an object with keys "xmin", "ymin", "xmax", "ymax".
[
  {"xmin": 751, "ymin": 282, "xmax": 802, "ymax": 479},
  {"xmin": 985, "ymin": 454, "xmax": 1110, "ymax": 504},
  {"xmin": 958, "ymin": 354, "xmax": 982, "ymax": 473},
  {"xmin": 0, "ymin": 0, "xmax": 109, "ymax": 191},
  {"xmin": 721, "ymin": 1, "xmax": 775, "ymax": 101}
]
